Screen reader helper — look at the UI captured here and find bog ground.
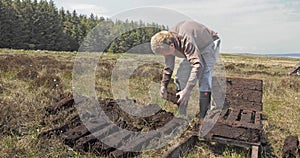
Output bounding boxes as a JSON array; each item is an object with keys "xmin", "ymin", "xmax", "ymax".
[{"xmin": 0, "ymin": 49, "xmax": 299, "ymax": 157}]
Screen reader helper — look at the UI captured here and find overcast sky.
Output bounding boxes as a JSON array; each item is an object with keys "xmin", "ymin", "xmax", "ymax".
[{"xmin": 52, "ymin": 0, "xmax": 300, "ymax": 54}]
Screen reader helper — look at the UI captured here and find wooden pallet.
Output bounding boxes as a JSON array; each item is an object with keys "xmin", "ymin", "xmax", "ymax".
[
  {"xmin": 206, "ymin": 107, "xmax": 262, "ymax": 158},
  {"xmin": 163, "ymin": 77, "xmax": 263, "ymax": 158}
]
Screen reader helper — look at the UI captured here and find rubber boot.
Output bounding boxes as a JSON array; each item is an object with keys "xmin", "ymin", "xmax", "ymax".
[{"xmin": 198, "ymin": 92, "xmax": 211, "ymax": 119}]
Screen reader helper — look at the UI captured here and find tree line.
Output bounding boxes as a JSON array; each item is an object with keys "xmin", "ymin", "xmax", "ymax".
[{"xmin": 0, "ymin": 0, "xmax": 165, "ymax": 52}]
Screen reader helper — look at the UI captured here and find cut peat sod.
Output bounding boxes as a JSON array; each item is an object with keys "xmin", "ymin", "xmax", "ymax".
[
  {"xmin": 40, "ymin": 77, "xmax": 263, "ymax": 157},
  {"xmin": 40, "ymin": 95, "xmax": 180, "ymax": 157}
]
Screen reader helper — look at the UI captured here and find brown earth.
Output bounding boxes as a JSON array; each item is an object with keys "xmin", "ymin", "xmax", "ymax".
[
  {"xmin": 40, "ymin": 96, "xmax": 177, "ymax": 157},
  {"xmin": 40, "ymin": 77, "xmax": 263, "ymax": 157}
]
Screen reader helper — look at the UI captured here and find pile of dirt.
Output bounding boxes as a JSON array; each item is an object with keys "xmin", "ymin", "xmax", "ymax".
[{"xmin": 40, "ymin": 94, "xmax": 178, "ymax": 157}]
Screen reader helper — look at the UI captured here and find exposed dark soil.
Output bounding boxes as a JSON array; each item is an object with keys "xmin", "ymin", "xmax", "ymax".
[
  {"xmin": 40, "ymin": 77, "xmax": 264, "ymax": 157},
  {"xmin": 40, "ymin": 95, "xmax": 177, "ymax": 157},
  {"xmin": 225, "ymin": 77, "xmax": 263, "ymax": 111}
]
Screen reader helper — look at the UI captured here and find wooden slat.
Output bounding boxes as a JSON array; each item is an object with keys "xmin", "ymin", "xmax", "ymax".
[
  {"xmin": 219, "ymin": 108, "xmax": 231, "ymax": 120},
  {"xmin": 255, "ymin": 112, "xmax": 261, "ymax": 125},
  {"xmin": 226, "ymin": 109, "xmax": 240, "ymax": 123},
  {"xmin": 251, "ymin": 145, "xmax": 259, "ymax": 158},
  {"xmin": 212, "ymin": 136, "xmax": 261, "ymax": 148},
  {"xmin": 240, "ymin": 110, "xmax": 253, "ymax": 123}
]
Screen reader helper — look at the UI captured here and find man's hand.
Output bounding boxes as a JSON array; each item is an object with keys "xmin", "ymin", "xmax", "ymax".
[
  {"xmin": 176, "ymin": 88, "xmax": 191, "ymax": 104},
  {"xmin": 160, "ymin": 86, "xmax": 167, "ymax": 98}
]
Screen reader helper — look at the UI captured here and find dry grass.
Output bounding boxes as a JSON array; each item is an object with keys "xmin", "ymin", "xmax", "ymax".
[{"xmin": 0, "ymin": 49, "xmax": 299, "ymax": 157}]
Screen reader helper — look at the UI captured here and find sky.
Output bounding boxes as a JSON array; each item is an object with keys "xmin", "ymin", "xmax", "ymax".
[{"xmin": 52, "ymin": 0, "xmax": 300, "ymax": 54}]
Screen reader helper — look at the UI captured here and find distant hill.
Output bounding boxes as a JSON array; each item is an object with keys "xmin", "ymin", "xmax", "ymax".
[
  {"xmin": 265, "ymin": 53, "xmax": 300, "ymax": 58},
  {"xmin": 223, "ymin": 52, "xmax": 300, "ymax": 58}
]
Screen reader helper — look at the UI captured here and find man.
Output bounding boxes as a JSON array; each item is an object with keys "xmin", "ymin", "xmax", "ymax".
[{"xmin": 150, "ymin": 21, "xmax": 220, "ymax": 118}]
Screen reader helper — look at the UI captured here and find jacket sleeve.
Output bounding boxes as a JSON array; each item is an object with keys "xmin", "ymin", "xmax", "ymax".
[
  {"xmin": 185, "ymin": 50, "xmax": 201, "ymax": 91},
  {"xmin": 182, "ymin": 39, "xmax": 202, "ymax": 91},
  {"xmin": 161, "ymin": 55, "xmax": 175, "ymax": 88}
]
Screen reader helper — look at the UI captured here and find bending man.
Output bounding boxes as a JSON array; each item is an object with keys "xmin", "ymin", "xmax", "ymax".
[{"xmin": 150, "ymin": 20, "xmax": 220, "ymax": 118}]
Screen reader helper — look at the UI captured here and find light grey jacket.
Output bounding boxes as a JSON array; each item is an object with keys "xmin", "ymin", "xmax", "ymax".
[{"xmin": 161, "ymin": 21, "xmax": 218, "ymax": 91}]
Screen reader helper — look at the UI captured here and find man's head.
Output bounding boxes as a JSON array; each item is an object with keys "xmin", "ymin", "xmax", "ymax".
[{"xmin": 151, "ymin": 31, "xmax": 176, "ymax": 56}]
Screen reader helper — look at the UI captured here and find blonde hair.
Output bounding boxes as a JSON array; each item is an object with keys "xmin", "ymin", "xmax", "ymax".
[{"xmin": 150, "ymin": 31, "xmax": 175, "ymax": 54}]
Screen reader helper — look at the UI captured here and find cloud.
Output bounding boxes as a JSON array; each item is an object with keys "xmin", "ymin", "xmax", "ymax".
[
  {"xmin": 156, "ymin": 0, "xmax": 300, "ymax": 53},
  {"xmin": 51, "ymin": 0, "xmax": 300, "ymax": 53},
  {"xmin": 54, "ymin": 1, "xmax": 109, "ymax": 17}
]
